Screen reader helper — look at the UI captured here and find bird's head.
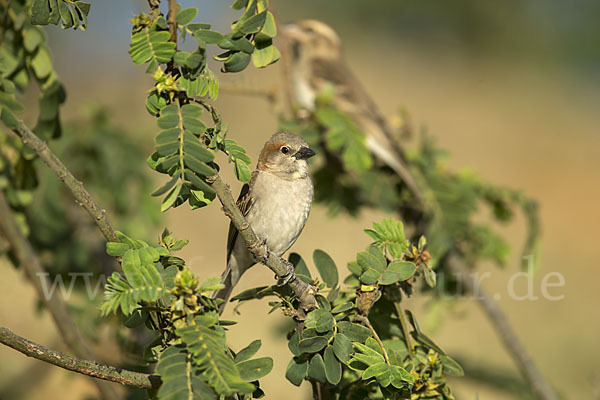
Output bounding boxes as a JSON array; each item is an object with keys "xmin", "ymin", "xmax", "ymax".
[
  {"xmin": 257, "ymin": 132, "xmax": 315, "ymax": 180},
  {"xmin": 282, "ymin": 20, "xmax": 342, "ymax": 62}
]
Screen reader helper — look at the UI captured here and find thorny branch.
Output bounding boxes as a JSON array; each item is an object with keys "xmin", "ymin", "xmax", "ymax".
[
  {"xmin": 0, "ymin": 327, "xmax": 160, "ymax": 389},
  {"xmin": 167, "ymin": 0, "xmax": 178, "ymax": 45},
  {"xmin": 446, "ymin": 258, "xmax": 558, "ymax": 400},
  {"xmin": 10, "ymin": 120, "xmax": 118, "ymax": 243}
]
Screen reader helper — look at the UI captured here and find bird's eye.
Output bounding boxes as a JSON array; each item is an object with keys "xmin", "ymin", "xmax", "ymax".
[{"xmin": 280, "ymin": 146, "xmax": 290, "ymax": 154}]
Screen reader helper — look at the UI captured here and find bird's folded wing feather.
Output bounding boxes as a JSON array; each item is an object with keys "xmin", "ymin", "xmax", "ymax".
[
  {"xmin": 226, "ymin": 171, "xmax": 258, "ymax": 263},
  {"xmin": 311, "ymin": 57, "xmax": 424, "ymax": 203}
]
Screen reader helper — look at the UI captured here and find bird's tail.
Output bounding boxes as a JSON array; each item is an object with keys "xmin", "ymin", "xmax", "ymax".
[
  {"xmin": 212, "ymin": 267, "xmax": 235, "ymax": 313},
  {"xmin": 365, "ymin": 135, "xmax": 424, "ymax": 204}
]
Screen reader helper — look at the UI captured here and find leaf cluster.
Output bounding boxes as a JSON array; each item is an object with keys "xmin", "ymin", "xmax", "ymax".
[
  {"xmin": 98, "ymin": 228, "xmax": 273, "ymax": 399},
  {"xmin": 1, "ymin": 2, "xmax": 67, "ymax": 235},
  {"xmin": 30, "ymin": 0, "xmax": 90, "ymax": 30},
  {"xmin": 1, "ymin": 1, "xmax": 66, "ymax": 139},
  {"xmin": 233, "ymin": 218, "xmax": 461, "ymax": 399},
  {"xmin": 128, "ymin": 1, "xmax": 278, "ymax": 211}
]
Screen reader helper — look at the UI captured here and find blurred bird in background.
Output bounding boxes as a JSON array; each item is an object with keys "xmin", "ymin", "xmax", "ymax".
[
  {"xmin": 214, "ymin": 132, "xmax": 315, "ymax": 305},
  {"xmin": 280, "ymin": 20, "xmax": 424, "ymax": 203}
]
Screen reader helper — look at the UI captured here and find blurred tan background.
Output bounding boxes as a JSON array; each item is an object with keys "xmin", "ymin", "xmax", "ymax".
[{"xmin": 1, "ymin": 0, "xmax": 599, "ymax": 399}]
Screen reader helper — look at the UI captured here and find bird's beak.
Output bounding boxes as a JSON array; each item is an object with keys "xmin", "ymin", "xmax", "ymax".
[{"xmin": 294, "ymin": 146, "xmax": 316, "ymax": 160}]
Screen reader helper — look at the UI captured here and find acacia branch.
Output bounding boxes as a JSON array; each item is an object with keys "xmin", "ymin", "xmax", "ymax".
[
  {"xmin": 446, "ymin": 258, "xmax": 558, "ymax": 400},
  {"xmin": 392, "ymin": 301, "xmax": 415, "ymax": 359},
  {"xmin": 355, "ymin": 315, "xmax": 390, "ymax": 364},
  {"xmin": 167, "ymin": 0, "xmax": 178, "ymax": 44},
  {"xmin": 208, "ymin": 175, "xmax": 317, "ymax": 313},
  {"xmin": 0, "ymin": 191, "xmax": 120, "ymax": 399},
  {"xmin": 0, "ymin": 327, "xmax": 159, "ymax": 389},
  {"xmin": 10, "ymin": 120, "xmax": 118, "ymax": 242}
]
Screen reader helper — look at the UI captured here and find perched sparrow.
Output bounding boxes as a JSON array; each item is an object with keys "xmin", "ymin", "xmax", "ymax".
[
  {"xmin": 281, "ymin": 20, "xmax": 423, "ymax": 203},
  {"xmin": 214, "ymin": 132, "xmax": 315, "ymax": 304}
]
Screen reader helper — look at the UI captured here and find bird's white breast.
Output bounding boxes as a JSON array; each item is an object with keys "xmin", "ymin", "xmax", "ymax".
[
  {"xmin": 292, "ymin": 67, "xmax": 316, "ymax": 110},
  {"xmin": 246, "ymin": 172, "xmax": 313, "ymax": 256}
]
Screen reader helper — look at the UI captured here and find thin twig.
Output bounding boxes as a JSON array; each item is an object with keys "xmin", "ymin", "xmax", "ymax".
[
  {"xmin": 167, "ymin": 0, "xmax": 178, "ymax": 44},
  {"xmin": 208, "ymin": 175, "xmax": 317, "ymax": 313},
  {"xmin": 0, "ymin": 327, "xmax": 160, "ymax": 389},
  {"xmin": 219, "ymin": 84, "xmax": 278, "ymax": 105},
  {"xmin": 10, "ymin": 120, "xmax": 118, "ymax": 242},
  {"xmin": 393, "ymin": 302, "xmax": 414, "ymax": 359},
  {"xmin": 310, "ymin": 380, "xmax": 326, "ymax": 400},
  {"xmin": 0, "ymin": 192, "xmax": 120, "ymax": 399},
  {"xmin": 447, "ymin": 258, "xmax": 558, "ymax": 400},
  {"xmin": 355, "ymin": 315, "xmax": 390, "ymax": 365}
]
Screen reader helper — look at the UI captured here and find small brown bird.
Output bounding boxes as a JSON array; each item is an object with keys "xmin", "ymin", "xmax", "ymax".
[
  {"xmin": 214, "ymin": 132, "xmax": 315, "ymax": 304},
  {"xmin": 281, "ymin": 20, "xmax": 423, "ymax": 203}
]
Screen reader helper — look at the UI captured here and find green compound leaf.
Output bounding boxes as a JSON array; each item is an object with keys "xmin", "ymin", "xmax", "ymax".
[
  {"xmin": 236, "ymin": 357, "xmax": 273, "ymax": 382},
  {"xmin": 100, "ymin": 266, "xmax": 165, "ymax": 316},
  {"xmin": 316, "ymin": 105, "xmax": 373, "ymax": 172},
  {"xmin": 151, "ymin": 102, "xmax": 217, "ymax": 210},
  {"xmin": 337, "ymin": 321, "xmax": 372, "ymax": 343},
  {"xmin": 285, "ymin": 357, "xmax": 308, "ymax": 386},
  {"xmin": 362, "ymin": 362, "xmax": 391, "ymax": 386},
  {"xmin": 30, "ymin": 0, "xmax": 51, "ymax": 25},
  {"xmin": 252, "ymin": 40, "xmax": 280, "ymax": 68},
  {"xmin": 177, "ymin": 7, "xmax": 197, "ymax": 26},
  {"xmin": 222, "ymin": 51, "xmax": 251, "ymax": 73},
  {"xmin": 218, "ymin": 36, "xmax": 254, "ymax": 53},
  {"xmin": 178, "ymin": 320, "xmax": 255, "ymax": 396},
  {"xmin": 358, "ymin": 250, "xmax": 386, "ymax": 273},
  {"xmin": 234, "ymin": 340, "xmax": 262, "ymax": 363},
  {"xmin": 332, "ymin": 333, "xmax": 353, "ymax": 364},
  {"xmin": 235, "ymin": 10, "xmax": 267, "ymax": 34},
  {"xmin": 234, "ymin": 158, "xmax": 251, "ymax": 182},
  {"xmin": 100, "ymin": 234, "xmax": 167, "ymax": 316},
  {"xmin": 129, "ymin": 26, "xmax": 176, "ymax": 69},
  {"xmin": 156, "ymin": 346, "xmax": 216, "ymax": 400},
  {"xmin": 179, "ymin": 70, "xmax": 219, "ymax": 100},
  {"xmin": 364, "ymin": 218, "xmax": 408, "ymax": 259},
  {"xmin": 440, "ymin": 354, "xmax": 464, "ymax": 377},
  {"xmin": 307, "ymin": 354, "xmax": 326, "ymax": 383},
  {"xmin": 31, "ymin": 47, "xmax": 52, "ymax": 79},
  {"xmin": 380, "ymin": 260, "xmax": 416, "ymax": 285},
  {"xmin": 106, "ymin": 242, "xmax": 129, "ymax": 257},
  {"xmin": 194, "ymin": 29, "xmax": 224, "ymax": 45},
  {"xmin": 0, "ymin": 108, "xmax": 19, "ymax": 130},
  {"xmin": 254, "ymin": 11, "xmax": 276, "ymax": 41},
  {"xmin": 324, "ymin": 346, "xmax": 342, "ymax": 385},
  {"xmin": 58, "ymin": 1, "xmax": 73, "ymax": 28},
  {"xmin": 313, "ymin": 249, "xmax": 338, "ymax": 288},
  {"xmin": 298, "ymin": 336, "xmax": 328, "ymax": 355},
  {"xmin": 304, "ymin": 308, "xmax": 335, "ymax": 333},
  {"xmin": 31, "ymin": 0, "xmax": 89, "ymax": 29}
]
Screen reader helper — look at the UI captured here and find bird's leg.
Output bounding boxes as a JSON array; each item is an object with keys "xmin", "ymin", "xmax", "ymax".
[
  {"xmin": 247, "ymin": 237, "xmax": 294, "ymax": 284},
  {"xmin": 276, "ymin": 259, "xmax": 296, "ymax": 286}
]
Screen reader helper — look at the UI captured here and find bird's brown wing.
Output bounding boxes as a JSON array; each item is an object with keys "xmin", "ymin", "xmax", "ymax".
[
  {"xmin": 225, "ymin": 171, "xmax": 258, "ymax": 263},
  {"xmin": 310, "ymin": 57, "xmax": 365, "ymax": 112},
  {"xmin": 310, "ymin": 57, "xmax": 425, "ymax": 203}
]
